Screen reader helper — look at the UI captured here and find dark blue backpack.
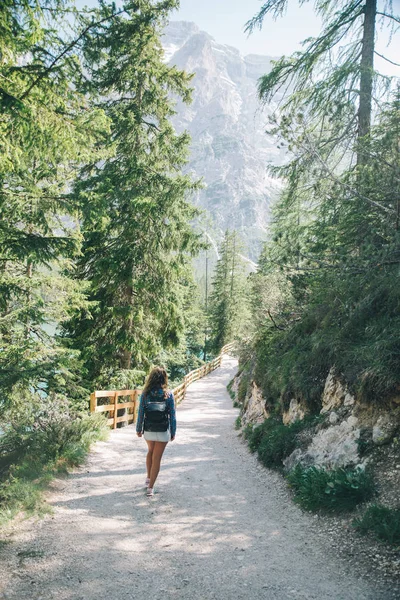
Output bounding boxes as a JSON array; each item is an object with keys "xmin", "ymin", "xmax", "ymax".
[{"xmin": 144, "ymin": 392, "xmax": 169, "ymax": 432}]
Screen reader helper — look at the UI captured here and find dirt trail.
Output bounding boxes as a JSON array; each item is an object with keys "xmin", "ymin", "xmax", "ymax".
[{"xmin": 0, "ymin": 356, "xmax": 397, "ymax": 600}]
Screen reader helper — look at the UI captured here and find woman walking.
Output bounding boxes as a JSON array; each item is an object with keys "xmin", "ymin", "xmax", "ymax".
[{"xmin": 136, "ymin": 366, "xmax": 176, "ymax": 496}]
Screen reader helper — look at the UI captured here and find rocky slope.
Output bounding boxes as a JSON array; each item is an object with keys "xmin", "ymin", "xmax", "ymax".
[
  {"xmin": 163, "ymin": 21, "xmax": 285, "ymax": 261},
  {"xmin": 235, "ymin": 365, "xmax": 400, "ymax": 481},
  {"xmin": 231, "ymin": 368, "xmax": 400, "ymax": 585}
]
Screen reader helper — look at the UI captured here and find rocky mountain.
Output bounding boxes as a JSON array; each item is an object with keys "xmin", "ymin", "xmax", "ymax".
[{"xmin": 162, "ymin": 21, "xmax": 286, "ymax": 262}]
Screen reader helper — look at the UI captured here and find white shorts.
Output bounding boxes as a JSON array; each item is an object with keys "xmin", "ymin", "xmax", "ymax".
[{"xmin": 143, "ymin": 429, "xmax": 170, "ymax": 442}]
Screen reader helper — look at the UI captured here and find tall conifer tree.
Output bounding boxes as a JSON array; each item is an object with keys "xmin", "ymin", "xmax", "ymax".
[
  {"xmin": 209, "ymin": 231, "xmax": 249, "ymax": 351},
  {"xmin": 65, "ymin": 1, "xmax": 202, "ymax": 384},
  {"xmin": 0, "ymin": 1, "xmax": 107, "ymax": 402}
]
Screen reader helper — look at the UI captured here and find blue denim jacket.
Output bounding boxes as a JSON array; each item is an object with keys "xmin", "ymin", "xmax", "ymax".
[{"xmin": 136, "ymin": 388, "xmax": 176, "ymax": 437}]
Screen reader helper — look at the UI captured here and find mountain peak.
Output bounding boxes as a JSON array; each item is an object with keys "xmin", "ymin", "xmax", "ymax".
[{"xmin": 163, "ymin": 20, "xmax": 285, "ymax": 260}]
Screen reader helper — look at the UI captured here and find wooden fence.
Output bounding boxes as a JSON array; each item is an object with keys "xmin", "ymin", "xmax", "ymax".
[{"xmin": 90, "ymin": 341, "xmax": 235, "ymax": 429}]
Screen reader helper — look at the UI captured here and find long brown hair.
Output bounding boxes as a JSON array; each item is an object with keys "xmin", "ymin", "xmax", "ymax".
[{"xmin": 142, "ymin": 366, "xmax": 169, "ymax": 398}]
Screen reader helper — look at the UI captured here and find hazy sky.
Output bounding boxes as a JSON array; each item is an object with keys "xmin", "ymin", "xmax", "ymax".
[
  {"xmin": 75, "ymin": 0, "xmax": 400, "ymax": 76},
  {"xmin": 172, "ymin": 0, "xmax": 322, "ymax": 57}
]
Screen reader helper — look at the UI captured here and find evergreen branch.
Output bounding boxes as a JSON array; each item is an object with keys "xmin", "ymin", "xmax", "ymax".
[
  {"xmin": 0, "ymin": 85, "xmax": 24, "ymax": 107},
  {"xmin": 373, "ymin": 50, "xmax": 400, "ymax": 68},
  {"xmin": 143, "ymin": 120, "xmax": 161, "ymax": 131},
  {"xmin": 258, "ymin": 6, "xmax": 363, "ymax": 103},
  {"xmin": 361, "ymin": 153, "xmax": 400, "ymax": 182},
  {"xmin": 2, "ymin": 189, "xmax": 73, "ymax": 202},
  {"xmin": 245, "ymin": 0, "xmax": 288, "ymax": 33},
  {"xmin": 301, "ymin": 130, "xmax": 395, "ymax": 215},
  {"xmin": 21, "ymin": 2, "xmax": 76, "ymax": 14},
  {"xmin": 267, "ymin": 309, "xmax": 285, "ymax": 330},
  {"xmin": 0, "ymin": 307, "xmax": 34, "ymax": 324},
  {"xmin": 277, "ymin": 259, "xmax": 400, "ymax": 274},
  {"xmin": 19, "ymin": 6, "xmax": 133, "ymax": 101},
  {"xmin": 376, "ymin": 11, "xmax": 400, "ymax": 24}
]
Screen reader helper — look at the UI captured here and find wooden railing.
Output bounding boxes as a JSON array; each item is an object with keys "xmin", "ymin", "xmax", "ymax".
[
  {"xmin": 90, "ymin": 341, "xmax": 235, "ymax": 429},
  {"xmin": 172, "ymin": 341, "xmax": 235, "ymax": 404},
  {"xmin": 89, "ymin": 389, "xmax": 140, "ymax": 429}
]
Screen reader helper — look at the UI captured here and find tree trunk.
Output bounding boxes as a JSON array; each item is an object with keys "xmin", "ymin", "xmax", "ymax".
[
  {"xmin": 230, "ymin": 232, "xmax": 236, "ymax": 298},
  {"xmin": 120, "ymin": 282, "xmax": 134, "ymax": 370},
  {"xmin": 0, "ymin": 259, "xmax": 11, "ymax": 344},
  {"xmin": 358, "ymin": 0, "xmax": 377, "ymax": 161},
  {"xmin": 120, "ymin": 347, "xmax": 132, "ymax": 370},
  {"xmin": 24, "ymin": 258, "xmax": 33, "ymax": 340}
]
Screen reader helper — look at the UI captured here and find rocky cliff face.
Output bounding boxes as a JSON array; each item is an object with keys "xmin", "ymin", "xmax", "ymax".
[
  {"xmin": 234, "ymin": 366, "xmax": 400, "ymax": 472},
  {"xmin": 163, "ymin": 21, "xmax": 285, "ymax": 261}
]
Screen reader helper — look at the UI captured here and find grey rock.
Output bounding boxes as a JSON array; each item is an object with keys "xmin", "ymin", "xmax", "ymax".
[
  {"xmin": 372, "ymin": 414, "xmax": 399, "ymax": 445},
  {"xmin": 284, "ymin": 416, "xmax": 361, "ymax": 470},
  {"xmin": 321, "ymin": 368, "xmax": 347, "ymax": 414},
  {"xmin": 241, "ymin": 381, "xmax": 268, "ymax": 427},
  {"xmin": 283, "ymin": 398, "xmax": 306, "ymax": 425},
  {"xmin": 344, "ymin": 392, "xmax": 355, "ymax": 406},
  {"xmin": 329, "ymin": 411, "xmax": 339, "ymax": 425}
]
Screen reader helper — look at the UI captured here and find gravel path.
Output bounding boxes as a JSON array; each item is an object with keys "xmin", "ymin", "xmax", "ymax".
[{"xmin": 0, "ymin": 356, "xmax": 397, "ymax": 600}]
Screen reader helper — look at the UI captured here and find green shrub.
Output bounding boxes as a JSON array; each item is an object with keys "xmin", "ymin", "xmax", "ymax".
[
  {"xmin": 0, "ymin": 468, "xmax": 49, "ymax": 523},
  {"xmin": 258, "ymin": 419, "xmax": 302, "ymax": 468},
  {"xmin": 108, "ymin": 368, "xmax": 146, "ymax": 390},
  {"xmin": 287, "ymin": 465, "xmax": 375, "ymax": 512},
  {"xmin": 242, "ymin": 423, "xmax": 253, "ymax": 441},
  {"xmin": 353, "ymin": 504, "xmax": 400, "ymax": 545},
  {"xmin": 237, "ymin": 373, "xmax": 250, "ymax": 404},
  {"xmin": 235, "ymin": 416, "xmax": 242, "ymax": 430},
  {"xmin": 96, "ymin": 368, "xmax": 146, "ymax": 391},
  {"xmin": 246, "ymin": 421, "xmax": 267, "ymax": 453},
  {"xmin": 1, "ymin": 398, "xmax": 108, "ymax": 464},
  {"xmin": 0, "ymin": 397, "xmax": 108, "ymax": 523}
]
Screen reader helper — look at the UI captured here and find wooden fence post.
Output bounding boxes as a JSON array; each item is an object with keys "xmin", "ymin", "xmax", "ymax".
[
  {"xmin": 133, "ymin": 390, "xmax": 140, "ymax": 423},
  {"xmin": 90, "ymin": 392, "xmax": 96, "ymax": 414},
  {"xmin": 113, "ymin": 392, "xmax": 118, "ymax": 430}
]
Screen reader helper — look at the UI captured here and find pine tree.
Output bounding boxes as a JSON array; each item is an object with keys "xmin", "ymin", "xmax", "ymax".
[
  {"xmin": 0, "ymin": 1, "xmax": 108, "ymax": 403},
  {"xmin": 153, "ymin": 271, "xmax": 208, "ymax": 383},
  {"xmin": 246, "ymin": 1, "xmax": 397, "ymax": 148},
  {"xmin": 209, "ymin": 231, "xmax": 250, "ymax": 352},
  {"xmin": 245, "ymin": 0, "xmax": 400, "ymax": 224},
  {"xmin": 246, "ymin": 0, "xmax": 399, "ymax": 271},
  {"xmin": 64, "ymin": 1, "xmax": 203, "ymax": 385}
]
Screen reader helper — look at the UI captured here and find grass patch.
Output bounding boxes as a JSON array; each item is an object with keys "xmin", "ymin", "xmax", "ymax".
[
  {"xmin": 287, "ymin": 465, "xmax": 375, "ymax": 512},
  {"xmin": 0, "ymin": 467, "xmax": 50, "ymax": 524},
  {"xmin": 243, "ymin": 415, "xmax": 320, "ymax": 469},
  {"xmin": 235, "ymin": 416, "xmax": 242, "ymax": 430},
  {"xmin": 353, "ymin": 504, "xmax": 400, "ymax": 545}
]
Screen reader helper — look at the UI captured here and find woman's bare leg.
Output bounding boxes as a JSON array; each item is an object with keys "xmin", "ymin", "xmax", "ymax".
[
  {"xmin": 149, "ymin": 441, "xmax": 168, "ymax": 489},
  {"xmin": 145, "ymin": 440, "xmax": 155, "ymax": 479}
]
